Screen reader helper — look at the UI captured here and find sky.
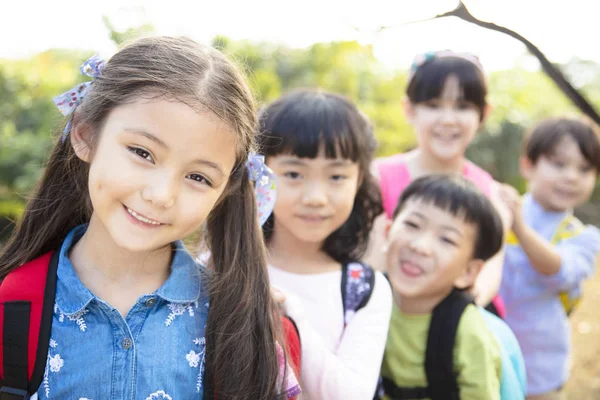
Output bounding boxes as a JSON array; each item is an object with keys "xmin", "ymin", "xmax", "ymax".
[{"xmin": 2, "ymin": 0, "xmax": 598, "ymax": 71}]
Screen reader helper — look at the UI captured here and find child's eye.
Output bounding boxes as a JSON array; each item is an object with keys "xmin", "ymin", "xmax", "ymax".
[
  {"xmin": 331, "ymin": 174, "xmax": 347, "ymax": 181},
  {"xmin": 423, "ymin": 101, "xmax": 440, "ymax": 109},
  {"xmin": 284, "ymin": 171, "xmax": 301, "ymax": 180},
  {"xmin": 456, "ymin": 101, "xmax": 474, "ymax": 110},
  {"xmin": 403, "ymin": 221, "xmax": 419, "ymax": 229},
  {"xmin": 186, "ymin": 173, "xmax": 213, "ymax": 187},
  {"xmin": 128, "ymin": 146, "xmax": 154, "ymax": 163},
  {"xmin": 580, "ymin": 165, "xmax": 594, "ymax": 174},
  {"xmin": 441, "ymin": 237, "xmax": 458, "ymax": 246},
  {"xmin": 551, "ymin": 159, "xmax": 565, "ymax": 168}
]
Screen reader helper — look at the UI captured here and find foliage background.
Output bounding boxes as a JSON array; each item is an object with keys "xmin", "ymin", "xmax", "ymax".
[{"xmin": 1, "ymin": 22, "xmax": 600, "ymax": 241}]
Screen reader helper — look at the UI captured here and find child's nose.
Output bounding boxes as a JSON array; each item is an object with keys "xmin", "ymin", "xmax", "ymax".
[
  {"xmin": 439, "ymin": 107, "xmax": 457, "ymax": 124},
  {"xmin": 301, "ymin": 181, "xmax": 327, "ymax": 207},
  {"xmin": 564, "ymin": 166, "xmax": 579, "ymax": 181},
  {"xmin": 409, "ymin": 233, "xmax": 433, "ymax": 255},
  {"xmin": 141, "ymin": 171, "xmax": 178, "ymax": 209}
]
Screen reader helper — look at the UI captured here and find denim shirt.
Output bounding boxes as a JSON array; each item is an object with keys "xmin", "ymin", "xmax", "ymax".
[
  {"xmin": 500, "ymin": 194, "xmax": 600, "ymax": 395},
  {"xmin": 33, "ymin": 225, "xmax": 209, "ymax": 400}
]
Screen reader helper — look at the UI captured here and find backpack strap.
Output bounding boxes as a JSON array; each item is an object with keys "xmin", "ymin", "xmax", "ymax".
[
  {"xmin": 281, "ymin": 316, "xmax": 301, "ymax": 377},
  {"xmin": 0, "ymin": 251, "xmax": 58, "ymax": 399},
  {"xmin": 552, "ymin": 214, "xmax": 584, "ymax": 243},
  {"xmin": 341, "ymin": 262, "xmax": 376, "ymax": 326},
  {"xmin": 375, "ymin": 290, "xmax": 471, "ymax": 400},
  {"xmin": 380, "ymin": 376, "xmax": 430, "ymax": 399},
  {"xmin": 425, "ymin": 289, "xmax": 473, "ymax": 400}
]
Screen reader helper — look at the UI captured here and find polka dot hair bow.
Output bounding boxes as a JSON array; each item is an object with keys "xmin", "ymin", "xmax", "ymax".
[
  {"xmin": 246, "ymin": 154, "xmax": 277, "ymax": 226},
  {"xmin": 53, "ymin": 54, "xmax": 105, "ymax": 139}
]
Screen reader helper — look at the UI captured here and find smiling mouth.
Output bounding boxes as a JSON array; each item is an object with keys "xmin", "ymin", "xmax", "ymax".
[
  {"xmin": 555, "ymin": 188, "xmax": 579, "ymax": 198},
  {"xmin": 399, "ymin": 261, "xmax": 424, "ymax": 278},
  {"xmin": 433, "ymin": 132, "xmax": 461, "ymax": 141},
  {"xmin": 124, "ymin": 205, "xmax": 164, "ymax": 226},
  {"xmin": 297, "ymin": 215, "xmax": 329, "ymax": 223}
]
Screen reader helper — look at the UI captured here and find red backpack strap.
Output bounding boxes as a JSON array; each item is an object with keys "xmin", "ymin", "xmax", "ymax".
[
  {"xmin": 281, "ymin": 316, "xmax": 301, "ymax": 377},
  {"xmin": 0, "ymin": 251, "xmax": 58, "ymax": 399}
]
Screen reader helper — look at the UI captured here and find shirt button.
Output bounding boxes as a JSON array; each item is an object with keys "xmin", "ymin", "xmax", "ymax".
[
  {"xmin": 145, "ymin": 298, "xmax": 156, "ymax": 307},
  {"xmin": 121, "ymin": 338, "xmax": 133, "ymax": 350}
]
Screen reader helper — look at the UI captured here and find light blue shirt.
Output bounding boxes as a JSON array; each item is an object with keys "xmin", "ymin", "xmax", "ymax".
[
  {"xmin": 499, "ymin": 194, "xmax": 600, "ymax": 395},
  {"xmin": 34, "ymin": 225, "xmax": 209, "ymax": 400}
]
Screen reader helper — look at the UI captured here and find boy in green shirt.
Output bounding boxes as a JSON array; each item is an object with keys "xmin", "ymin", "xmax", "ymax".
[{"xmin": 380, "ymin": 175, "xmax": 505, "ymax": 400}]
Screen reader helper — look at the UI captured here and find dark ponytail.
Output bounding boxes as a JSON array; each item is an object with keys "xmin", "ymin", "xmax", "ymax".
[{"xmin": 204, "ymin": 164, "xmax": 282, "ymax": 399}]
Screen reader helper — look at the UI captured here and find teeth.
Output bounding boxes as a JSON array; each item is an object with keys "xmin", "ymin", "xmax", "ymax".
[{"xmin": 127, "ymin": 208, "xmax": 161, "ymax": 225}]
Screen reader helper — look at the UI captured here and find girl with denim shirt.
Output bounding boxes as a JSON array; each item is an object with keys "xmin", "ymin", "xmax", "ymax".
[{"xmin": 0, "ymin": 36, "xmax": 299, "ymax": 400}]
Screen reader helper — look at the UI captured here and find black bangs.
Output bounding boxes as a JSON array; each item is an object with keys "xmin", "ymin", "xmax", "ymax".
[
  {"xmin": 393, "ymin": 175, "xmax": 503, "ymax": 261},
  {"xmin": 524, "ymin": 118, "xmax": 600, "ymax": 171},
  {"xmin": 259, "ymin": 89, "xmax": 383, "ymax": 263},
  {"xmin": 257, "ymin": 89, "xmax": 373, "ymax": 161},
  {"xmin": 407, "ymin": 57, "xmax": 487, "ymax": 120}
]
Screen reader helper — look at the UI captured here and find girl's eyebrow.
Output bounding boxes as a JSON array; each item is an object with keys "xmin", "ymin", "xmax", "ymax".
[
  {"xmin": 408, "ymin": 211, "xmax": 427, "ymax": 220},
  {"xmin": 326, "ymin": 159, "xmax": 354, "ymax": 167},
  {"xmin": 279, "ymin": 158, "xmax": 306, "ymax": 166},
  {"xmin": 125, "ymin": 128, "xmax": 168, "ymax": 149}
]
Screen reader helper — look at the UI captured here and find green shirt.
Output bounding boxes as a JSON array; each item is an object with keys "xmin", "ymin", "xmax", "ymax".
[{"xmin": 381, "ymin": 303, "xmax": 501, "ymax": 400}]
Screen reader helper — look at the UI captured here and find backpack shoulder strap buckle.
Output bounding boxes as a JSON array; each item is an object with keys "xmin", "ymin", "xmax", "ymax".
[{"xmin": 0, "ymin": 386, "xmax": 30, "ymax": 400}]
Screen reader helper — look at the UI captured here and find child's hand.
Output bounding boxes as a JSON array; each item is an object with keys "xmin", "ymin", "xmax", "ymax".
[
  {"xmin": 498, "ymin": 184, "xmax": 524, "ymax": 232},
  {"xmin": 271, "ymin": 286, "xmax": 287, "ymax": 305}
]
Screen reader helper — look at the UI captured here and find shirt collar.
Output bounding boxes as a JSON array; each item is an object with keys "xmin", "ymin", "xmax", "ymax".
[
  {"xmin": 155, "ymin": 240, "xmax": 204, "ymax": 304},
  {"xmin": 55, "ymin": 225, "xmax": 203, "ymax": 316},
  {"xmin": 523, "ymin": 193, "xmax": 571, "ymax": 228}
]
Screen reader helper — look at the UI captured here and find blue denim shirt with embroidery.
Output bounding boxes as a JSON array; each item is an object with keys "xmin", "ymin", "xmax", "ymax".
[{"xmin": 33, "ymin": 225, "xmax": 209, "ymax": 400}]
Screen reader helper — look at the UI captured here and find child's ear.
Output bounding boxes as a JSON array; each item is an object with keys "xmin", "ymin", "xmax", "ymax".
[
  {"xmin": 384, "ymin": 219, "xmax": 393, "ymax": 239},
  {"xmin": 454, "ymin": 258, "xmax": 484, "ymax": 290},
  {"xmin": 481, "ymin": 103, "xmax": 493, "ymax": 125},
  {"xmin": 519, "ymin": 156, "xmax": 534, "ymax": 180},
  {"xmin": 70, "ymin": 119, "xmax": 94, "ymax": 163}
]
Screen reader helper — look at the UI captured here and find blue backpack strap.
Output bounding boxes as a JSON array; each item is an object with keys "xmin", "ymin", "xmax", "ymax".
[{"xmin": 341, "ymin": 262, "xmax": 376, "ymax": 326}]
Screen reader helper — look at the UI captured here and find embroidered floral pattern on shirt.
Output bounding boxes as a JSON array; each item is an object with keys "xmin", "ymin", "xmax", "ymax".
[
  {"xmin": 54, "ymin": 303, "xmax": 89, "ymax": 332},
  {"xmin": 43, "ymin": 339, "xmax": 64, "ymax": 397},
  {"xmin": 145, "ymin": 390, "xmax": 173, "ymax": 400},
  {"xmin": 187, "ymin": 337, "xmax": 206, "ymax": 393},
  {"xmin": 164, "ymin": 302, "xmax": 197, "ymax": 326}
]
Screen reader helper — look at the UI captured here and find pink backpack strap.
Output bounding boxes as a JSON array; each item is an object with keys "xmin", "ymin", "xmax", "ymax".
[
  {"xmin": 463, "ymin": 160, "xmax": 494, "ymax": 198},
  {"xmin": 376, "ymin": 155, "xmax": 411, "ymax": 219}
]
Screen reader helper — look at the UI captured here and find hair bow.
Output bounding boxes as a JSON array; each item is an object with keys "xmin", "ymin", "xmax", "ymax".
[
  {"xmin": 195, "ymin": 154, "xmax": 276, "ymax": 264},
  {"xmin": 246, "ymin": 154, "xmax": 277, "ymax": 226},
  {"xmin": 53, "ymin": 54, "xmax": 105, "ymax": 138},
  {"xmin": 408, "ymin": 50, "xmax": 484, "ymax": 83}
]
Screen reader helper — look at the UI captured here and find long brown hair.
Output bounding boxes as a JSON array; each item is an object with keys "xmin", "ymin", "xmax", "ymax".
[{"xmin": 0, "ymin": 36, "xmax": 281, "ymax": 399}]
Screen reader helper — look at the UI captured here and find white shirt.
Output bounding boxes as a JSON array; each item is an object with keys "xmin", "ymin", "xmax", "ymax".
[{"xmin": 269, "ymin": 265, "xmax": 392, "ymax": 400}]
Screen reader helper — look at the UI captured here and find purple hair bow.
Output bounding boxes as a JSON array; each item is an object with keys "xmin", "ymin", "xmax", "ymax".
[
  {"xmin": 246, "ymin": 154, "xmax": 277, "ymax": 226},
  {"xmin": 53, "ymin": 54, "xmax": 105, "ymax": 138}
]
